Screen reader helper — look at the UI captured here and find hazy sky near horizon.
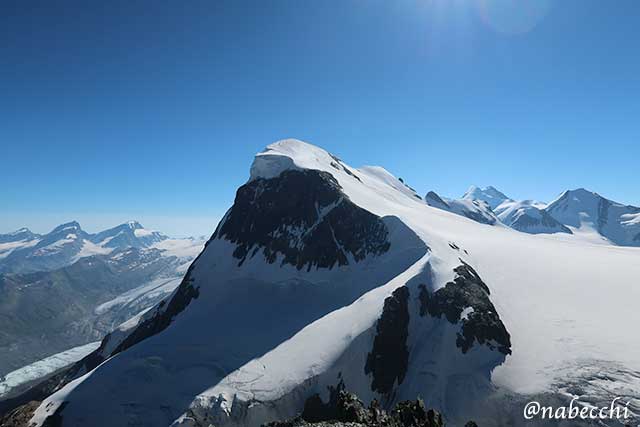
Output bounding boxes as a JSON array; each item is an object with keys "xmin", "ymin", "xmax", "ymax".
[{"xmin": 2, "ymin": 0, "xmax": 639, "ymax": 236}]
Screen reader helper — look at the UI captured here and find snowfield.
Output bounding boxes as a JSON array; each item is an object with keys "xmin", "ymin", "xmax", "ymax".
[{"xmin": 28, "ymin": 140, "xmax": 640, "ymax": 427}]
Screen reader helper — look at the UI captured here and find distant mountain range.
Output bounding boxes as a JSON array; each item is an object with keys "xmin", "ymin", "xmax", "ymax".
[
  {"xmin": 0, "ymin": 221, "xmax": 173, "ymax": 274},
  {"xmin": 0, "ymin": 221, "xmax": 205, "ymax": 394},
  {"xmin": 8, "ymin": 140, "xmax": 637, "ymax": 427},
  {"xmin": 426, "ymin": 185, "xmax": 640, "ymax": 245}
]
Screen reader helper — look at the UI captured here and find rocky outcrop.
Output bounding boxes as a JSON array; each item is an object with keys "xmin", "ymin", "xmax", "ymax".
[
  {"xmin": 265, "ymin": 389, "xmax": 447, "ymax": 427},
  {"xmin": 419, "ymin": 261, "xmax": 511, "ymax": 355},
  {"xmin": 365, "ymin": 287, "xmax": 410, "ymax": 394},
  {"xmin": 0, "ymin": 400, "xmax": 41, "ymax": 427},
  {"xmin": 215, "ymin": 169, "xmax": 391, "ymax": 270}
]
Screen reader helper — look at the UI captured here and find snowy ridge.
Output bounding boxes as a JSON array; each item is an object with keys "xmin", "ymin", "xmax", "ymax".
[
  {"xmin": 462, "ymin": 185, "xmax": 509, "ymax": 210},
  {"xmin": 26, "ymin": 139, "xmax": 640, "ymax": 427},
  {"xmin": 494, "ymin": 199, "xmax": 571, "ymax": 235},
  {"xmin": 546, "ymin": 188, "xmax": 640, "ymax": 246}
]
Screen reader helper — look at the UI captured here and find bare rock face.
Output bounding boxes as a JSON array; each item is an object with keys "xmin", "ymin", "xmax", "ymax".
[
  {"xmin": 215, "ymin": 169, "xmax": 391, "ymax": 271},
  {"xmin": 365, "ymin": 286, "xmax": 410, "ymax": 394},
  {"xmin": 418, "ymin": 261, "xmax": 511, "ymax": 355},
  {"xmin": 265, "ymin": 388, "xmax": 448, "ymax": 427},
  {"xmin": 0, "ymin": 401, "xmax": 41, "ymax": 427}
]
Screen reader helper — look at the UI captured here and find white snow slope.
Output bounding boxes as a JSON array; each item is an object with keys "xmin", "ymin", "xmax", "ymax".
[{"xmin": 30, "ymin": 140, "xmax": 640, "ymax": 427}]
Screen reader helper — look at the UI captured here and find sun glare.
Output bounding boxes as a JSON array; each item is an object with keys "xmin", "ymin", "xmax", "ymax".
[{"xmin": 475, "ymin": 0, "xmax": 552, "ymax": 35}]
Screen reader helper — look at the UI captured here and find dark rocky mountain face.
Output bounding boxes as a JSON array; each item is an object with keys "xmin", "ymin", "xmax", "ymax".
[
  {"xmin": 100, "ymin": 169, "xmax": 400, "ymax": 373},
  {"xmin": 0, "ymin": 169, "xmax": 414, "ymax": 424},
  {"xmin": 361, "ymin": 262, "xmax": 510, "ymax": 406},
  {"xmin": 424, "ymin": 192, "xmax": 448, "ymax": 209},
  {"xmin": 365, "ymin": 287, "xmax": 410, "ymax": 394},
  {"xmin": 215, "ymin": 169, "xmax": 391, "ymax": 270},
  {"xmin": 418, "ymin": 262, "xmax": 511, "ymax": 355}
]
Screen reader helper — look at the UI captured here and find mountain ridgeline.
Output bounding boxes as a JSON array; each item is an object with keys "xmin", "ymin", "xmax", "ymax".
[
  {"xmin": 426, "ymin": 186, "xmax": 640, "ymax": 245},
  {"xmin": 2, "ymin": 140, "xmax": 639, "ymax": 427},
  {"xmin": 0, "ymin": 221, "xmax": 167, "ymax": 274}
]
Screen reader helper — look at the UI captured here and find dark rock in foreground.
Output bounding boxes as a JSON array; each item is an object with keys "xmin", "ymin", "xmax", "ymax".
[
  {"xmin": 264, "ymin": 388, "xmax": 477, "ymax": 427},
  {"xmin": 0, "ymin": 400, "xmax": 40, "ymax": 427}
]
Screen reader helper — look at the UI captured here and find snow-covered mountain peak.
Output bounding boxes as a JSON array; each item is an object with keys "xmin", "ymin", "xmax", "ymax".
[
  {"xmin": 250, "ymin": 139, "xmax": 361, "ymax": 183},
  {"xmin": 546, "ymin": 188, "xmax": 640, "ymax": 245},
  {"xmin": 462, "ymin": 185, "xmax": 510, "ymax": 210},
  {"xmin": 425, "ymin": 190, "xmax": 499, "ymax": 225},
  {"xmin": 91, "ymin": 221, "xmax": 167, "ymax": 249},
  {"xmin": 9, "ymin": 227, "xmax": 31, "ymax": 236},
  {"xmin": 547, "ymin": 188, "xmax": 607, "ymax": 222},
  {"xmin": 17, "ymin": 140, "xmax": 640, "ymax": 427},
  {"xmin": 249, "ymin": 139, "xmax": 422, "ymax": 207},
  {"xmin": 547, "ymin": 188, "xmax": 615, "ymax": 209},
  {"xmin": 0, "ymin": 228, "xmax": 39, "ymax": 243},
  {"xmin": 126, "ymin": 220, "xmax": 144, "ymax": 230},
  {"xmin": 494, "ymin": 199, "xmax": 571, "ymax": 235},
  {"xmin": 50, "ymin": 221, "xmax": 83, "ymax": 234},
  {"xmin": 0, "ymin": 221, "xmax": 176, "ymax": 274}
]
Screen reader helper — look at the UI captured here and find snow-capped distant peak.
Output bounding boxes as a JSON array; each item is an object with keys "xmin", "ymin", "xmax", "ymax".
[
  {"xmin": 50, "ymin": 221, "xmax": 82, "ymax": 233},
  {"xmin": 462, "ymin": 185, "xmax": 510, "ymax": 210},
  {"xmin": 9, "ymin": 227, "xmax": 31, "ymax": 236},
  {"xmin": 425, "ymin": 190, "xmax": 499, "ymax": 225},
  {"xmin": 126, "ymin": 220, "xmax": 144, "ymax": 230},
  {"xmin": 546, "ymin": 188, "xmax": 640, "ymax": 246},
  {"xmin": 0, "ymin": 228, "xmax": 39, "ymax": 245},
  {"xmin": 23, "ymin": 140, "xmax": 640, "ymax": 427},
  {"xmin": 90, "ymin": 221, "xmax": 167, "ymax": 249}
]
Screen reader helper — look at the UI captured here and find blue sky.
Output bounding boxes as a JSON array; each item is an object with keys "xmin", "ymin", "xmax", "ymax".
[{"xmin": 2, "ymin": 0, "xmax": 639, "ymax": 236}]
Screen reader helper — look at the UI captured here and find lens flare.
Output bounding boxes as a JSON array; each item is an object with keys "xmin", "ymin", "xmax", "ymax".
[{"xmin": 475, "ymin": 0, "xmax": 552, "ymax": 35}]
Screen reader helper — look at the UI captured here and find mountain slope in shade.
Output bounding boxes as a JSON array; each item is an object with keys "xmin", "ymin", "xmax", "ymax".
[
  {"xmin": 493, "ymin": 200, "xmax": 572, "ymax": 235},
  {"xmin": 14, "ymin": 140, "xmax": 640, "ymax": 427},
  {"xmin": 0, "ymin": 229, "xmax": 41, "ymax": 261},
  {"xmin": 546, "ymin": 188, "xmax": 640, "ymax": 246}
]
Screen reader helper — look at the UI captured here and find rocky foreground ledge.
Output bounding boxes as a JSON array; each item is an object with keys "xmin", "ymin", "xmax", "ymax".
[{"xmin": 264, "ymin": 388, "xmax": 479, "ymax": 427}]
